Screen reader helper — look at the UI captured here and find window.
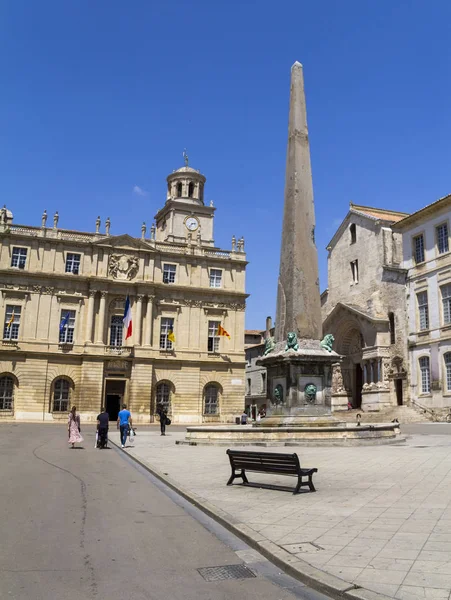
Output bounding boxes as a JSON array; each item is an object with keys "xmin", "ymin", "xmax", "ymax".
[
  {"xmin": 160, "ymin": 317, "xmax": 174, "ymax": 350},
  {"xmin": 156, "ymin": 382, "xmax": 171, "ymax": 412},
  {"xmin": 350, "ymin": 223, "xmax": 356, "ymax": 244},
  {"xmin": 163, "ymin": 264, "xmax": 176, "ymax": 284},
  {"xmin": 350, "ymin": 260, "xmax": 359, "ymax": 284},
  {"xmin": 110, "ymin": 315, "xmax": 123, "ymax": 347},
  {"xmin": 388, "ymin": 312, "xmax": 396, "ymax": 344},
  {"xmin": 414, "ymin": 234, "xmax": 425, "ymax": 264},
  {"xmin": 419, "ymin": 357, "xmax": 431, "ymax": 394},
  {"xmin": 209, "ymin": 269, "xmax": 222, "ymax": 288},
  {"xmin": 53, "ymin": 378, "xmax": 70, "ymax": 412},
  {"xmin": 188, "ymin": 182, "xmax": 194, "ymax": 198},
  {"xmin": 11, "ymin": 247, "xmax": 27, "ymax": 269},
  {"xmin": 59, "ymin": 310, "xmax": 76, "ymax": 344},
  {"xmin": 208, "ymin": 321, "xmax": 220, "ymax": 353},
  {"xmin": 3, "ymin": 305, "xmax": 21, "ymax": 340},
  {"xmin": 204, "ymin": 385, "xmax": 219, "ymax": 415},
  {"xmin": 445, "ymin": 353, "xmax": 451, "ymax": 392},
  {"xmin": 176, "ymin": 182, "xmax": 182, "ymax": 197},
  {"xmin": 0, "ymin": 376, "xmax": 14, "ymax": 410},
  {"xmin": 443, "ymin": 284, "xmax": 451, "ymax": 325},
  {"xmin": 65, "ymin": 253, "xmax": 81, "ymax": 274},
  {"xmin": 261, "ymin": 373, "xmax": 266, "ymax": 394},
  {"xmin": 417, "ymin": 291, "xmax": 429, "ymax": 331},
  {"xmin": 247, "ymin": 378, "xmax": 251, "ymax": 395},
  {"xmin": 437, "ymin": 223, "xmax": 449, "ymax": 255}
]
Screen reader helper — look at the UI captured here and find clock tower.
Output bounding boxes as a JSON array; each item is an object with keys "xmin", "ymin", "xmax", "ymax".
[{"xmin": 154, "ymin": 162, "xmax": 215, "ymax": 246}]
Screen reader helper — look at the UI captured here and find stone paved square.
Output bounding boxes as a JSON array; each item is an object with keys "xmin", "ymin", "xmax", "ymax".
[{"xmin": 122, "ymin": 424, "xmax": 451, "ymax": 599}]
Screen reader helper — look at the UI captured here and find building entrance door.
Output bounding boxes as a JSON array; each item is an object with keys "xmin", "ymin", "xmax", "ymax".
[
  {"xmin": 354, "ymin": 363, "xmax": 363, "ymax": 408},
  {"xmin": 396, "ymin": 379, "xmax": 403, "ymax": 406},
  {"xmin": 105, "ymin": 380, "xmax": 126, "ymax": 421}
]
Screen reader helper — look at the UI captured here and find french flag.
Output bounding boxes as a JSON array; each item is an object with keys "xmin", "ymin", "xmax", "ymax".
[{"xmin": 123, "ymin": 295, "xmax": 133, "ymax": 340}]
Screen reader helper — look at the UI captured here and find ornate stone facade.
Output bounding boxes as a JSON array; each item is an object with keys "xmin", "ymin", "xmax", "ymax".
[
  {"xmin": 0, "ymin": 164, "xmax": 247, "ymax": 424},
  {"xmin": 322, "ymin": 203, "xmax": 409, "ymax": 411}
]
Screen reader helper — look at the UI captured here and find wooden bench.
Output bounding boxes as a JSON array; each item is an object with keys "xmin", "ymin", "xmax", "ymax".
[{"xmin": 226, "ymin": 449, "xmax": 317, "ymax": 495}]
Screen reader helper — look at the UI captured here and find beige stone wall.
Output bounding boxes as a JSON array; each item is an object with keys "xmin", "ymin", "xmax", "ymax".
[
  {"xmin": 0, "ymin": 219, "xmax": 247, "ymax": 423},
  {"xmin": 322, "ymin": 211, "xmax": 409, "ymax": 410}
]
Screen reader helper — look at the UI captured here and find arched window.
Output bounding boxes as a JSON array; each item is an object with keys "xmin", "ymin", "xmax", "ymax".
[
  {"xmin": 204, "ymin": 384, "xmax": 219, "ymax": 415},
  {"xmin": 444, "ymin": 353, "xmax": 451, "ymax": 392},
  {"xmin": 419, "ymin": 356, "xmax": 431, "ymax": 394},
  {"xmin": 156, "ymin": 382, "xmax": 171, "ymax": 412},
  {"xmin": 176, "ymin": 182, "xmax": 183, "ymax": 197},
  {"xmin": 0, "ymin": 375, "xmax": 14, "ymax": 410},
  {"xmin": 53, "ymin": 378, "xmax": 70, "ymax": 412},
  {"xmin": 388, "ymin": 312, "xmax": 395, "ymax": 344},
  {"xmin": 350, "ymin": 223, "xmax": 357, "ymax": 244},
  {"xmin": 188, "ymin": 182, "xmax": 194, "ymax": 198}
]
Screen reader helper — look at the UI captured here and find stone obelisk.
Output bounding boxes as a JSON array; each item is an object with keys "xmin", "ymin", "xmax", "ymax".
[
  {"xmin": 275, "ymin": 61, "xmax": 322, "ymax": 343},
  {"xmin": 258, "ymin": 62, "xmax": 339, "ymax": 423}
]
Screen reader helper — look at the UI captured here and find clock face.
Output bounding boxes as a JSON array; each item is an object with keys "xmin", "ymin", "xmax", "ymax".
[{"xmin": 185, "ymin": 217, "xmax": 199, "ymax": 231}]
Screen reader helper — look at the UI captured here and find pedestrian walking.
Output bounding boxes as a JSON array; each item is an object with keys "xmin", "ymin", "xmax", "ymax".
[
  {"xmin": 156, "ymin": 402, "xmax": 168, "ymax": 436},
  {"xmin": 240, "ymin": 411, "xmax": 248, "ymax": 425},
  {"xmin": 68, "ymin": 406, "xmax": 83, "ymax": 448},
  {"xmin": 117, "ymin": 404, "xmax": 132, "ymax": 448},
  {"xmin": 96, "ymin": 406, "xmax": 109, "ymax": 449}
]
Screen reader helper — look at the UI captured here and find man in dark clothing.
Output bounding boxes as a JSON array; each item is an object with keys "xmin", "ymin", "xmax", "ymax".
[
  {"xmin": 96, "ymin": 407, "xmax": 109, "ymax": 448},
  {"xmin": 156, "ymin": 402, "xmax": 167, "ymax": 436}
]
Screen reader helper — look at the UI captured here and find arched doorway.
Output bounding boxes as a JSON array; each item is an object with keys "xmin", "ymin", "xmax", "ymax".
[{"xmin": 338, "ymin": 327, "xmax": 364, "ymax": 408}]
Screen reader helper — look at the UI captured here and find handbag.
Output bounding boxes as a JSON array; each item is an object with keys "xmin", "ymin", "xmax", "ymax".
[{"xmin": 165, "ymin": 417, "xmax": 171, "ymax": 426}]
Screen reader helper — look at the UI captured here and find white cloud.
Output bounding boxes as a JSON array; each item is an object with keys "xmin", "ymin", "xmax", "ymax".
[{"xmin": 133, "ymin": 185, "xmax": 148, "ymax": 197}]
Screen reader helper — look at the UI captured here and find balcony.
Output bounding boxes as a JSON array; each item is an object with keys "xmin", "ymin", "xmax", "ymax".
[
  {"xmin": 105, "ymin": 345, "xmax": 133, "ymax": 357},
  {"xmin": 1, "ymin": 339, "xmax": 18, "ymax": 349}
]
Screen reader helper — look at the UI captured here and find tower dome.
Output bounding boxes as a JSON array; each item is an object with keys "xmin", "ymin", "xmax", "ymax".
[{"xmin": 166, "ymin": 164, "xmax": 206, "ymax": 205}]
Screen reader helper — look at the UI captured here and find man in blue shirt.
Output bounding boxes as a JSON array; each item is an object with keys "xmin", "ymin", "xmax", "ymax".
[{"xmin": 117, "ymin": 404, "xmax": 132, "ymax": 448}]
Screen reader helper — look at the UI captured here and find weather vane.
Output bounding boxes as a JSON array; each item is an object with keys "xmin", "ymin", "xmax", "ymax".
[{"xmin": 183, "ymin": 148, "xmax": 189, "ymax": 167}]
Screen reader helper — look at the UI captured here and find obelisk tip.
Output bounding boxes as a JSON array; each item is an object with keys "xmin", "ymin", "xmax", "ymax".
[{"xmin": 292, "ymin": 61, "xmax": 303, "ymax": 69}]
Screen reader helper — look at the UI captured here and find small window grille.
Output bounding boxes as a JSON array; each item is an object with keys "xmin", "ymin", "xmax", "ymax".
[
  {"xmin": 3, "ymin": 305, "xmax": 21, "ymax": 340},
  {"xmin": 414, "ymin": 235, "xmax": 425, "ymax": 264},
  {"xmin": 204, "ymin": 385, "xmax": 218, "ymax": 415},
  {"xmin": 11, "ymin": 247, "xmax": 27, "ymax": 269},
  {"xmin": 53, "ymin": 379, "xmax": 70, "ymax": 412},
  {"xmin": 209, "ymin": 269, "xmax": 222, "ymax": 288},
  {"xmin": 163, "ymin": 264, "xmax": 176, "ymax": 284},
  {"xmin": 59, "ymin": 310, "xmax": 76, "ymax": 343},
  {"xmin": 208, "ymin": 321, "xmax": 220, "ymax": 353},
  {"xmin": 160, "ymin": 317, "xmax": 174, "ymax": 350},
  {"xmin": 417, "ymin": 291, "xmax": 429, "ymax": 331},
  {"xmin": 65, "ymin": 253, "xmax": 81, "ymax": 274},
  {"xmin": 419, "ymin": 356, "xmax": 430, "ymax": 394},
  {"xmin": 0, "ymin": 376, "xmax": 14, "ymax": 410},
  {"xmin": 110, "ymin": 315, "xmax": 123, "ymax": 347}
]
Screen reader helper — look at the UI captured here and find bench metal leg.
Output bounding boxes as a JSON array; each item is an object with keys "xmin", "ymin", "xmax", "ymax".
[
  {"xmin": 293, "ymin": 474, "xmax": 316, "ymax": 494},
  {"xmin": 227, "ymin": 469, "xmax": 248, "ymax": 486}
]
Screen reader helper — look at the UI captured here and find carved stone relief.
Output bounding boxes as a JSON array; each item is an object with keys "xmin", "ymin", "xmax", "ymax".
[{"xmin": 108, "ymin": 254, "xmax": 139, "ymax": 280}]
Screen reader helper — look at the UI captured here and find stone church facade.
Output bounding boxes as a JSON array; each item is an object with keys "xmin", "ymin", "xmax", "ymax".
[
  {"xmin": 322, "ymin": 203, "xmax": 410, "ymax": 411},
  {"xmin": 0, "ymin": 164, "xmax": 247, "ymax": 423}
]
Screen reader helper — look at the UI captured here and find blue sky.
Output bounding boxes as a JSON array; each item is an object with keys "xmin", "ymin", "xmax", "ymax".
[{"xmin": 2, "ymin": 1, "xmax": 451, "ymax": 329}]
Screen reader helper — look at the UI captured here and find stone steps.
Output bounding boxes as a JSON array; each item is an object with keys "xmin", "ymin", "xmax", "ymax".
[{"xmin": 336, "ymin": 405, "xmax": 428, "ymax": 424}]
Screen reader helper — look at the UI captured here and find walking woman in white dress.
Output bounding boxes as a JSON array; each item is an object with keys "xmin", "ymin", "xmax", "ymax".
[{"xmin": 68, "ymin": 406, "xmax": 83, "ymax": 448}]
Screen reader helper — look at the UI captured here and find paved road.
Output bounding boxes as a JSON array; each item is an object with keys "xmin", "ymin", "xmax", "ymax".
[{"xmin": 0, "ymin": 425, "xmax": 330, "ymax": 600}]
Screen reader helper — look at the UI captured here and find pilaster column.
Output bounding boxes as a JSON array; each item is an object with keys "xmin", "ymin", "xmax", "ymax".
[
  {"xmin": 377, "ymin": 359, "xmax": 382, "ymax": 382},
  {"xmin": 85, "ymin": 290, "xmax": 96, "ymax": 343},
  {"xmin": 145, "ymin": 295, "xmax": 154, "ymax": 346},
  {"xmin": 96, "ymin": 291, "xmax": 107, "ymax": 344},
  {"xmin": 135, "ymin": 295, "xmax": 144, "ymax": 346},
  {"xmin": 363, "ymin": 362, "xmax": 368, "ymax": 384},
  {"xmin": 370, "ymin": 361, "xmax": 374, "ymax": 384}
]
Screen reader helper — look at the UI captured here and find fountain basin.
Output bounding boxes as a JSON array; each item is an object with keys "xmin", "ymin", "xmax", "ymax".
[{"xmin": 183, "ymin": 422, "xmax": 404, "ymax": 446}]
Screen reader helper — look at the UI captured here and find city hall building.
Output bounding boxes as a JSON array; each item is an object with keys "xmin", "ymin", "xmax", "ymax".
[{"xmin": 0, "ymin": 163, "xmax": 247, "ymax": 423}]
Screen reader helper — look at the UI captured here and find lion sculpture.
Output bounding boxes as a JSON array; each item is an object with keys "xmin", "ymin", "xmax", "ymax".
[
  {"xmin": 285, "ymin": 331, "xmax": 299, "ymax": 352},
  {"xmin": 320, "ymin": 334, "xmax": 335, "ymax": 353}
]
